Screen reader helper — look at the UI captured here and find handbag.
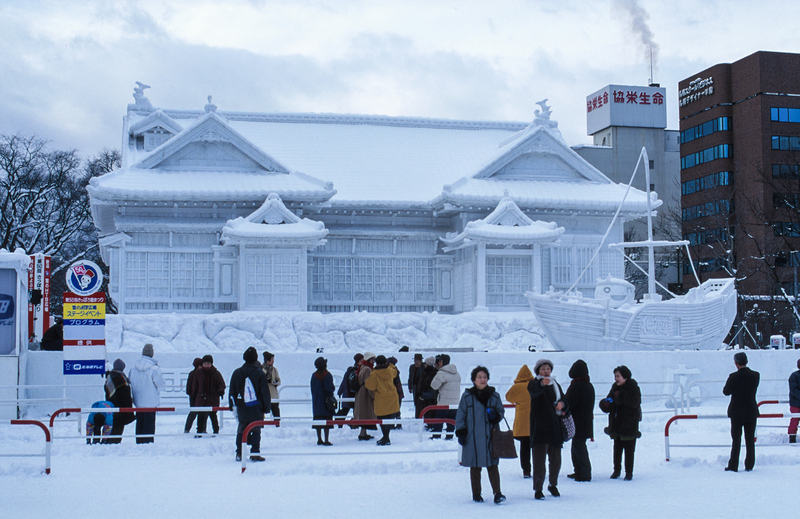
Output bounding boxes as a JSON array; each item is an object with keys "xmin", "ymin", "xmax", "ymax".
[
  {"xmin": 560, "ymin": 412, "xmax": 576, "ymax": 441},
  {"xmin": 325, "ymin": 395, "xmax": 338, "ymax": 412},
  {"xmin": 490, "ymin": 417, "xmax": 518, "ymax": 459}
]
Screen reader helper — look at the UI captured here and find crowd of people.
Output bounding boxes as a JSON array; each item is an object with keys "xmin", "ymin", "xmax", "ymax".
[{"xmin": 84, "ymin": 347, "xmax": 796, "ymax": 503}]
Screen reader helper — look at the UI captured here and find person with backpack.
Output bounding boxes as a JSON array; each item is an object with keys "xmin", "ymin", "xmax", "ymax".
[
  {"xmin": 229, "ymin": 346, "xmax": 271, "ymax": 462},
  {"xmin": 335, "ymin": 353, "xmax": 363, "ymax": 423}
]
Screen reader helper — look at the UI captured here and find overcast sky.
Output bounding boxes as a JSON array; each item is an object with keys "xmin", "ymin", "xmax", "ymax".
[{"xmin": 1, "ymin": 0, "xmax": 798, "ymax": 158}]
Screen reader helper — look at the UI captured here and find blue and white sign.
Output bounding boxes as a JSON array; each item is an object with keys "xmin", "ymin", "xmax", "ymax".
[
  {"xmin": 0, "ymin": 271, "xmax": 16, "ymax": 355},
  {"xmin": 65, "ymin": 260, "xmax": 103, "ymax": 297},
  {"xmin": 63, "ymin": 360, "xmax": 105, "ymax": 375}
]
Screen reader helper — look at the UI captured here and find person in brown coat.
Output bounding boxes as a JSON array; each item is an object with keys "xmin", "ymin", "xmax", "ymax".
[
  {"xmin": 184, "ymin": 358, "xmax": 203, "ymax": 433},
  {"xmin": 505, "ymin": 364, "xmax": 535, "ymax": 478},
  {"xmin": 192, "ymin": 355, "xmax": 226, "ymax": 435},
  {"xmin": 354, "ymin": 352, "xmax": 377, "ymax": 440}
]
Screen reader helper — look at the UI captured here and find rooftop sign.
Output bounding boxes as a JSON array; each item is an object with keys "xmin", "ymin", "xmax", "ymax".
[{"xmin": 586, "ymin": 84, "xmax": 667, "ymax": 135}]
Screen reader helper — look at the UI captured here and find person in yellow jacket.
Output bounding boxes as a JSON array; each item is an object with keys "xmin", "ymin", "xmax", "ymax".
[
  {"xmin": 365, "ymin": 355, "xmax": 400, "ymax": 446},
  {"xmin": 505, "ymin": 365, "xmax": 535, "ymax": 478}
]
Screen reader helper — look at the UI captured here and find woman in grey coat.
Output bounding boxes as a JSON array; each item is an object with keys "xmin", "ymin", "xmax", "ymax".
[{"xmin": 455, "ymin": 366, "xmax": 506, "ymax": 504}]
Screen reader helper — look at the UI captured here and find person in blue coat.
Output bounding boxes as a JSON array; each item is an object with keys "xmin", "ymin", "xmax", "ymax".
[
  {"xmin": 86, "ymin": 401, "xmax": 114, "ymax": 444},
  {"xmin": 455, "ymin": 366, "xmax": 506, "ymax": 504},
  {"xmin": 311, "ymin": 356, "xmax": 336, "ymax": 446}
]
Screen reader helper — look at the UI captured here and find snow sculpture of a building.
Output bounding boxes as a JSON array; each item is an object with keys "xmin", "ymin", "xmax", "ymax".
[{"xmin": 87, "ymin": 87, "xmax": 658, "ymax": 314}]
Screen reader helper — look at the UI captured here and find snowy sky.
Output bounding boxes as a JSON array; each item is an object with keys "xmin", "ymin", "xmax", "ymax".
[{"xmin": 1, "ymin": 0, "xmax": 798, "ymax": 158}]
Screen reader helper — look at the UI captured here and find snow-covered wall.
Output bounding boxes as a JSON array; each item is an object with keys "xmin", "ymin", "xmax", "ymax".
[{"xmin": 104, "ymin": 311, "xmax": 548, "ymax": 354}]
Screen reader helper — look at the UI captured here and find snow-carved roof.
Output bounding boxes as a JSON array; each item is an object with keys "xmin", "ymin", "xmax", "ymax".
[
  {"xmin": 441, "ymin": 196, "xmax": 564, "ymax": 250},
  {"xmin": 222, "ymin": 193, "xmax": 328, "ymax": 246},
  {"xmin": 128, "ymin": 110, "xmax": 183, "ymax": 137},
  {"xmin": 0, "ymin": 249, "xmax": 31, "ymax": 273}
]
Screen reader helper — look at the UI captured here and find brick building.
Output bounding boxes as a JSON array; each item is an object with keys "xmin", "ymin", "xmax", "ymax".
[{"xmin": 679, "ymin": 51, "xmax": 800, "ymax": 343}]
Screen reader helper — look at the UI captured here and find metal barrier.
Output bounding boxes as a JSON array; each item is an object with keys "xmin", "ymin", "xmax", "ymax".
[
  {"xmin": 239, "ymin": 416, "xmax": 458, "ymax": 473},
  {"xmin": 663, "ymin": 412, "xmax": 800, "ymax": 461},
  {"xmin": 0, "ymin": 420, "xmax": 51, "ymax": 474}
]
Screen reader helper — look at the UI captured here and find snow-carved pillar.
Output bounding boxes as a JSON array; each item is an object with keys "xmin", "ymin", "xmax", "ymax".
[
  {"xmin": 475, "ymin": 242, "xmax": 487, "ymax": 311},
  {"xmin": 533, "ymin": 243, "xmax": 542, "ymax": 295}
]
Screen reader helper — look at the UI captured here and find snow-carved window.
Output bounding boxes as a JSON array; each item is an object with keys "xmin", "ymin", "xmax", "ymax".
[
  {"xmin": 245, "ymin": 251, "xmax": 300, "ymax": 308},
  {"xmin": 486, "ymin": 256, "xmax": 531, "ymax": 306},
  {"xmin": 125, "ymin": 251, "xmax": 213, "ymax": 301}
]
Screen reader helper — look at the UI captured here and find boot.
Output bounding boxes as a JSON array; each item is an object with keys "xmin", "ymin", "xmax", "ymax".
[{"xmin": 790, "ymin": 434, "xmax": 797, "ymax": 444}]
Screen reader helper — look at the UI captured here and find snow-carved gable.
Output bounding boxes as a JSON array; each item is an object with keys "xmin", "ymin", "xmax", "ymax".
[
  {"xmin": 222, "ymin": 193, "xmax": 328, "ymax": 246},
  {"xmin": 135, "ymin": 112, "xmax": 291, "ymax": 174},
  {"xmin": 441, "ymin": 195, "xmax": 564, "ymax": 250},
  {"xmin": 129, "ymin": 110, "xmax": 183, "ymax": 152}
]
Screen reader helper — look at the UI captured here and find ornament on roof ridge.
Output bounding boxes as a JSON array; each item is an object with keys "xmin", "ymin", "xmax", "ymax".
[
  {"xmin": 204, "ymin": 95, "xmax": 217, "ymax": 113},
  {"xmin": 533, "ymin": 99, "xmax": 558, "ymax": 129},
  {"xmin": 128, "ymin": 81, "xmax": 154, "ymax": 111}
]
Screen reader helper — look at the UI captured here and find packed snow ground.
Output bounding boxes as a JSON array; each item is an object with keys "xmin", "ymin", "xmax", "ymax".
[{"xmin": 3, "ymin": 372, "xmax": 799, "ymax": 517}]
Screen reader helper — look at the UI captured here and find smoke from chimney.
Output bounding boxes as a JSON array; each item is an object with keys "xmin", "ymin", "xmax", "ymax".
[{"xmin": 613, "ymin": 0, "xmax": 660, "ymax": 81}]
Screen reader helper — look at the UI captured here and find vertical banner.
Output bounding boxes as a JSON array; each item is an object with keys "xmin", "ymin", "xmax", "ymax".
[
  {"xmin": 63, "ymin": 260, "xmax": 106, "ymax": 375},
  {"xmin": 27, "ymin": 254, "xmax": 50, "ymax": 342},
  {"xmin": 0, "ymin": 269, "xmax": 17, "ymax": 355}
]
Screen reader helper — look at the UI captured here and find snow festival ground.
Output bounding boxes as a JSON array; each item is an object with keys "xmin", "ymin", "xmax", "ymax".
[{"xmin": 1, "ymin": 395, "xmax": 797, "ymax": 518}]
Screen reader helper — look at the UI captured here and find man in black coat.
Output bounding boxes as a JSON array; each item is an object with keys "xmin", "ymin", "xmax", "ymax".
[
  {"xmin": 722, "ymin": 351, "xmax": 760, "ymax": 472},
  {"xmin": 229, "ymin": 347, "xmax": 271, "ymax": 462},
  {"xmin": 566, "ymin": 359, "xmax": 595, "ymax": 482}
]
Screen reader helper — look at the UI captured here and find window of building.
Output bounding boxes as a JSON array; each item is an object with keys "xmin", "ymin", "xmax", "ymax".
[
  {"xmin": 775, "ymin": 252, "xmax": 800, "ymax": 268},
  {"xmin": 681, "ymin": 144, "xmax": 731, "ymax": 169},
  {"xmin": 486, "ymin": 256, "xmax": 531, "ymax": 306},
  {"xmin": 771, "ymin": 136, "xmax": 800, "ymax": 151},
  {"xmin": 245, "ymin": 251, "xmax": 300, "ymax": 308},
  {"xmin": 680, "ymin": 117, "xmax": 731, "ymax": 144},
  {"xmin": 774, "ymin": 222, "xmax": 800, "ymax": 237},
  {"xmin": 683, "ymin": 257, "xmax": 729, "ymax": 274},
  {"xmin": 683, "ymin": 227, "xmax": 729, "ymax": 246},
  {"xmin": 771, "ymin": 107, "xmax": 800, "ymax": 123},
  {"xmin": 125, "ymin": 251, "xmax": 213, "ymax": 300},
  {"xmin": 773, "ymin": 164, "xmax": 800, "ymax": 179},
  {"xmin": 682, "ymin": 171, "xmax": 732, "ymax": 195},
  {"xmin": 682, "ymin": 199, "xmax": 732, "ymax": 221},
  {"xmin": 774, "ymin": 193, "xmax": 800, "ymax": 209}
]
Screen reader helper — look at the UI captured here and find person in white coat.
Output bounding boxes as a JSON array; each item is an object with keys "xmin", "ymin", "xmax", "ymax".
[
  {"xmin": 430, "ymin": 354, "xmax": 461, "ymax": 440},
  {"xmin": 128, "ymin": 343, "xmax": 165, "ymax": 443}
]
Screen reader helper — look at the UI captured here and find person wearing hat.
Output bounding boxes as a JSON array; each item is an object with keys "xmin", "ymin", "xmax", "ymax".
[
  {"xmin": 365, "ymin": 355, "xmax": 400, "ymax": 445},
  {"xmin": 566, "ymin": 359, "xmax": 595, "ymax": 482},
  {"xmin": 354, "ymin": 352, "xmax": 377, "ymax": 440},
  {"xmin": 788, "ymin": 358, "xmax": 800, "ymax": 443},
  {"xmin": 723, "ymin": 351, "xmax": 760, "ymax": 471},
  {"xmin": 229, "ymin": 346, "xmax": 271, "ymax": 462},
  {"xmin": 599, "ymin": 365, "xmax": 641, "ymax": 481},
  {"xmin": 408, "ymin": 353, "xmax": 424, "ymax": 414},
  {"xmin": 192, "ymin": 354, "xmax": 226, "ymax": 436},
  {"xmin": 184, "ymin": 358, "xmax": 203, "ymax": 434},
  {"xmin": 103, "ymin": 358, "xmax": 133, "ymax": 443},
  {"xmin": 528, "ymin": 358, "xmax": 567, "ymax": 499},
  {"xmin": 311, "ymin": 357, "xmax": 336, "ymax": 445},
  {"xmin": 262, "ymin": 351, "xmax": 282, "ymax": 424},
  {"xmin": 336, "ymin": 353, "xmax": 364, "ymax": 421},
  {"xmin": 128, "ymin": 343, "xmax": 165, "ymax": 444}
]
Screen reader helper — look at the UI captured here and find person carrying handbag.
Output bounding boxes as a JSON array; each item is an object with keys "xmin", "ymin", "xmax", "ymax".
[
  {"xmin": 528, "ymin": 358, "xmax": 567, "ymax": 500},
  {"xmin": 455, "ymin": 366, "xmax": 507, "ymax": 504}
]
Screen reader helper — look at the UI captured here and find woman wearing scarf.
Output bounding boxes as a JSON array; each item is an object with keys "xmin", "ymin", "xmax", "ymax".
[
  {"xmin": 528, "ymin": 358, "xmax": 567, "ymax": 500},
  {"xmin": 455, "ymin": 366, "xmax": 506, "ymax": 504}
]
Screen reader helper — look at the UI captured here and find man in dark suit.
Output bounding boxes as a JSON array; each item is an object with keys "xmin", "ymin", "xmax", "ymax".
[{"xmin": 722, "ymin": 351, "xmax": 760, "ymax": 472}]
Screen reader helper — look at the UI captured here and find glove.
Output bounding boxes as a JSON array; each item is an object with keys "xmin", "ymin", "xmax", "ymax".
[
  {"xmin": 455, "ymin": 428, "xmax": 468, "ymax": 445},
  {"xmin": 486, "ymin": 408, "xmax": 496, "ymax": 422},
  {"xmin": 605, "ymin": 397, "xmax": 614, "ymax": 403}
]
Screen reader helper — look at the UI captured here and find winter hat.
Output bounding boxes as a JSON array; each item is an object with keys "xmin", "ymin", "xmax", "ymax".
[
  {"xmin": 734, "ymin": 352, "xmax": 748, "ymax": 366},
  {"xmin": 414, "ymin": 353, "xmax": 423, "ymax": 361},
  {"xmin": 243, "ymin": 346, "xmax": 258, "ymax": 364},
  {"xmin": 142, "ymin": 344, "xmax": 154, "ymax": 358},
  {"xmin": 354, "ymin": 353, "xmax": 364, "ymax": 364},
  {"xmin": 363, "ymin": 351, "xmax": 376, "ymax": 362},
  {"xmin": 192, "ymin": 357, "xmax": 202, "ymax": 368},
  {"xmin": 569, "ymin": 359, "xmax": 589, "ymax": 379},
  {"xmin": 375, "ymin": 355, "xmax": 387, "ymax": 366},
  {"xmin": 534, "ymin": 358, "xmax": 553, "ymax": 375},
  {"xmin": 113, "ymin": 359, "xmax": 125, "ymax": 371},
  {"xmin": 615, "ymin": 365, "xmax": 632, "ymax": 380},
  {"xmin": 202, "ymin": 355, "xmax": 214, "ymax": 365},
  {"xmin": 314, "ymin": 357, "xmax": 328, "ymax": 370},
  {"xmin": 425, "ymin": 356, "xmax": 436, "ymax": 366}
]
